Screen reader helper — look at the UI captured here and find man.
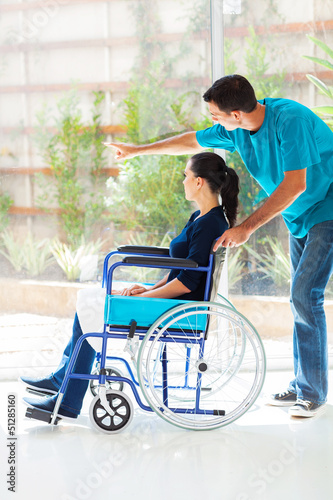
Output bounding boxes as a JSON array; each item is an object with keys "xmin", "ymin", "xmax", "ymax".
[{"xmin": 105, "ymin": 74, "xmax": 333, "ymax": 418}]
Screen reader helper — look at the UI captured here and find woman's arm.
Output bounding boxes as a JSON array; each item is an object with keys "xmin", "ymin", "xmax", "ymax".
[
  {"xmin": 135, "ymin": 278, "xmax": 191, "ymax": 299},
  {"xmin": 119, "ymin": 275, "xmax": 190, "ymax": 299},
  {"xmin": 119, "ymin": 274, "xmax": 169, "ymax": 296}
]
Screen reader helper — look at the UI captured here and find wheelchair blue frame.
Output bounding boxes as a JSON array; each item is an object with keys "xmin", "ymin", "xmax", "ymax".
[
  {"xmin": 25, "ymin": 242, "xmax": 266, "ymax": 431},
  {"xmin": 43, "ymin": 245, "xmax": 219, "ymax": 425}
]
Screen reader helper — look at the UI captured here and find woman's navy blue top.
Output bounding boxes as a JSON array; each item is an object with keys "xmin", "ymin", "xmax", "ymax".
[{"xmin": 167, "ymin": 205, "xmax": 228, "ymax": 301}]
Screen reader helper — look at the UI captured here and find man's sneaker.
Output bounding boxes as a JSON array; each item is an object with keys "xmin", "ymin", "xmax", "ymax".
[
  {"xmin": 266, "ymin": 390, "xmax": 297, "ymax": 407},
  {"xmin": 20, "ymin": 375, "xmax": 59, "ymax": 396},
  {"xmin": 288, "ymin": 399, "xmax": 325, "ymax": 418},
  {"xmin": 23, "ymin": 394, "xmax": 78, "ymax": 421}
]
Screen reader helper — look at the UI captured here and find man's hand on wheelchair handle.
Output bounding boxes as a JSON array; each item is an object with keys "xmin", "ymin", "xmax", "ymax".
[{"xmin": 213, "ymin": 225, "xmax": 251, "ymax": 251}]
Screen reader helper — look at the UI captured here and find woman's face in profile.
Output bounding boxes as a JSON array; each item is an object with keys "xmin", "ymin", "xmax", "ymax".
[{"xmin": 183, "ymin": 160, "xmax": 199, "ymax": 201}]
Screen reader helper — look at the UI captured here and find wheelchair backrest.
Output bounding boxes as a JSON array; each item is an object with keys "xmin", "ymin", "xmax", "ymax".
[{"xmin": 208, "ymin": 244, "xmax": 226, "ymax": 302}]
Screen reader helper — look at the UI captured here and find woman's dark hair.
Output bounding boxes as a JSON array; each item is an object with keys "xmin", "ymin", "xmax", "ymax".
[
  {"xmin": 189, "ymin": 152, "xmax": 239, "ymax": 228},
  {"xmin": 203, "ymin": 74, "xmax": 257, "ymax": 114}
]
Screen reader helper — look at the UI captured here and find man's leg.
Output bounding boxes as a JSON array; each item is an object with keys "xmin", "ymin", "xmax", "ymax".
[
  {"xmin": 287, "ymin": 233, "xmax": 306, "ymax": 396},
  {"xmin": 289, "ymin": 221, "xmax": 333, "ymax": 404}
]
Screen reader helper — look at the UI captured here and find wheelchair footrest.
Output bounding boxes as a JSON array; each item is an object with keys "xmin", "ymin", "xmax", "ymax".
[
  {"xmin": 25, "ymin": 407, "xmax": 61, "ymax": 425},
  {"xmin": 26, "ymin": 387, "xmax": 55, "ymax": 397},
  {"xmin": 213, "ymin": 409, "xmax": 226, "ymax": 416}
]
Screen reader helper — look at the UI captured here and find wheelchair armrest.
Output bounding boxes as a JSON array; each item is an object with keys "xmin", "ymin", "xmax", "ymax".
[
  {"xmin": 117, "ymin": 245, "xmax": 170, "ymax": 256},
  {"xmin": 122, "ymin": 256, "xmax": 198, "ymax": 268}
]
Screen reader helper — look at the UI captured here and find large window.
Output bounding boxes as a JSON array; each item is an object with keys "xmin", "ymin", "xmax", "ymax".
[
  {"xmin": 0, "ymin": 0, "xmax": 213, "ymax": 378},
  {"xmin": 220, "ymin": 1, "xmax": 333, "ymax": 349},
  {"xmin": 0, "ymin": 0, "xmax": 332, "ymax": 378}
]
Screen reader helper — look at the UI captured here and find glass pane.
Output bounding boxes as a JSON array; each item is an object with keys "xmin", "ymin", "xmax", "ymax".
[
  {"xmin": 0, "ymin": 0, "xmax": 212, "ymax": 379},
  {"xmin": 222, "ymin": 0, "xmax": 333, "ymax": 367}
]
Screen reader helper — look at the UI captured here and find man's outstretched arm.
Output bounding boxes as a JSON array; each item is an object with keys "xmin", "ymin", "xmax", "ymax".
[{"xmin": 103, "ymin": 131, "xmax": 203, "ymax": 160}]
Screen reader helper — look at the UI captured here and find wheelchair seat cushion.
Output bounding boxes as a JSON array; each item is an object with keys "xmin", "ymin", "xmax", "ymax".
[{"xmin": 105, "ymin": 295, "xmax": 192, "ymax": 327}]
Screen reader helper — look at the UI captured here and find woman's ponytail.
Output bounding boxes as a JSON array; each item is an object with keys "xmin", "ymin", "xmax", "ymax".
[
  {"xmin": 189, "ymin": 152, "xmax": 240, "ymax": 228},
  {"xmin": 221, "ymin": 166, "xmax": 239, "ymax": 228}
]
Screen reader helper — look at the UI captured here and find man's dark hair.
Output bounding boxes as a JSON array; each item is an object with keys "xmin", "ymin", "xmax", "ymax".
[{"xmin": 203, "ymin": 74, "xmax": 257, "ymax": 114}]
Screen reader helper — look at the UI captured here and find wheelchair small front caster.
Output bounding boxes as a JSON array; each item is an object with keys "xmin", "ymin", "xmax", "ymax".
[
  {"xmin": 89, "ymin": 367, "xmax": 124, "ymax": 396},
  {"xmin": 89, "ymin": 390, "xmax": 133, "ymax": 434}
]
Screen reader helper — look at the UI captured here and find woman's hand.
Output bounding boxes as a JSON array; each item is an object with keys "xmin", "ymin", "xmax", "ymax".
[{"xmin": 120, "ymin": 284, "xmax": 148, "ymax": 296}]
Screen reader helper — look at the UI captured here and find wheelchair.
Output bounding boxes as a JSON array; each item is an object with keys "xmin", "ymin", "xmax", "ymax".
[{"xmin": 25, "ymin": 243, "xmax": 266, "ymax": 432}]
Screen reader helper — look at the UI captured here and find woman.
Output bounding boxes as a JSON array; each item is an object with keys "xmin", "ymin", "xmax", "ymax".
[{"xmin": 21, "ymin": 152, "xmax": 239, "ymax": 420}]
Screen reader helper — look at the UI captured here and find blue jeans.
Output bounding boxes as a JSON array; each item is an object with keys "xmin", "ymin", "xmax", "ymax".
[
  {"xmin": 288, "ymin": 221, "xmax": 333, "ymax": 404},
  {"xmin": 50, "ymin": 314, "xmax": 96, "ymax": 415}
]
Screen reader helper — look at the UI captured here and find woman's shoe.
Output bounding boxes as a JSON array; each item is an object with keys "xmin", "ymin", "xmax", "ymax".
[
  {"xmin": 20, "ymin": 375, "xmax": 59, "ymax": 396},
  {"xmin": 23, "ymin": 394, "xmax": 78, "ymax": 421}
]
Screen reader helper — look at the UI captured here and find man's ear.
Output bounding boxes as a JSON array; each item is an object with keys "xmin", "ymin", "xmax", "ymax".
[{"xmin": 231, "ymin": 110, "xmax": 241, "ymax": 121}]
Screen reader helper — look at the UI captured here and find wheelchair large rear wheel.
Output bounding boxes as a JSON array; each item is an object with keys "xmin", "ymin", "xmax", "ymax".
[{"xmin": 137, "ymin": 302, "xmax": 265, "ymax": 430}]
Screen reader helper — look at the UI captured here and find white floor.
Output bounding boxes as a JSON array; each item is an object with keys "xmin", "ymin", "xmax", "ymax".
[{"xmin": 0, "ymin": 370, "xmax": 333, "ymax": 500}]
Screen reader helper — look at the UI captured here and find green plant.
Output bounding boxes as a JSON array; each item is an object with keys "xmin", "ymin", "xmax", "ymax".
[
  {"xmin": 0, "ymin": 231, "xmax": 54, "ymax": 276},
  {"xmin": 122, "ymin": 62, "xmax": 181, "ymax": 144},
  {"xmin": 227, "ymin": 247, "xmax": 246, "ymax": 291},
  {"xmin": 50, "ymin": 237, "xmax": 103, "ymax": 281},
  {"xmin": 303, "ymin": 35, "xmax": 333, "ymax": 128},
  {"xmin": 34, "ymin": 89, "xmax": 107, "ymax": 247},
  {"xmin": 0, "ymin": 231, "xmax": 25, "ymax": 272},
  {"xmin": 107, "ymin": 0, "xmax": 218, "ymax": 235},
  {"xmin": 244, "ymin": 236, "xmax": 290, "ymax": 291},
  {"xmin": 106, "ymin": 154, "xmax": 192, "ymax": 233},
  {"xmin": 244, "ymin": 27, "xmax": 286, "ymax": 99},
  {"xmin": 302, "ymin": 36, "xmax": 333, "ymax": 295},
  {"xmin": 107, "ymin": 81, "xmax": 212, "ymax": 232},
  {"xmin": 0, "ymin": 191, "xmax": 13, "ymax": 232},
  {"xmin": 24, "ymin": 235, "xmax": 54, "ymax": 277}
]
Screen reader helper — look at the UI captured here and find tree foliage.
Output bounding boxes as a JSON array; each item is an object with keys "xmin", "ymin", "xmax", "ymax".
[{"xmin": 35, "ymin": 90, "xmax": 107, "ymax": 247}]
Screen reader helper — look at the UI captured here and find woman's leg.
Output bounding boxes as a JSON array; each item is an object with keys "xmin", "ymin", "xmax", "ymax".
[
  {"xmin": 56, "ymin": 314, "xmax": 96, "ymax": 415},
  {"xmin": 50, "ymin": 313, "xmax": 90, "ymax": 388},
  {"xmin": 23, "ymin": 314, "xmax": 96, "ymax": 417},
  {"xmin": 21, "ymin": 312, "xmax": 94, "ymax": 395}
]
